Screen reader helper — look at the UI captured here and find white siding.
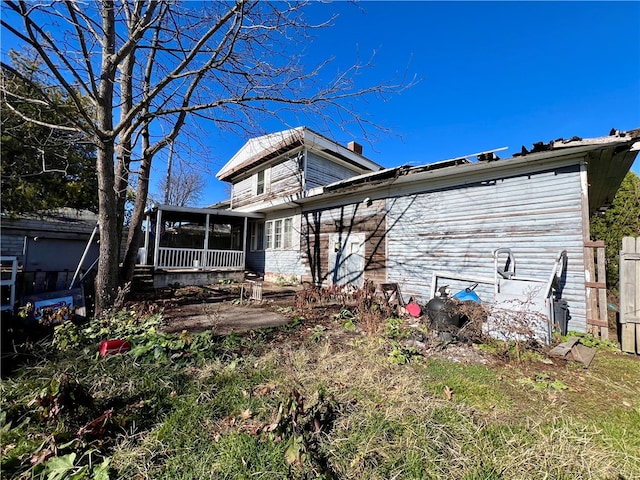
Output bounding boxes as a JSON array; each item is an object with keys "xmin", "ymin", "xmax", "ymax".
[
  {"xmin": 262, "ymin": 212, "xmax": 306, "ymax": 279},
  {"xmin": 271, "ymin": 157, "xmax": 302, "ymax": 195},
  {"xmin": 264, "ymin": 249, "xmax": 307, "ymax": 278},
  {"xmin": 231, "ymin": 176, "xmax": 254, "ymax": 208},
  {"xmin": 386, "ymin": 165, "xmax": 588, "ymax": 331},
  {"xmin": 305, "ymin": 151, "xmax": 362, "ymax": 189}
]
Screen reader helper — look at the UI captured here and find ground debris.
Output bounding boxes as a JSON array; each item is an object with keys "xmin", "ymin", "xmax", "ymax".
[{"xmin": 548, "ymin": 336, "xmax": 596, "ymax": 367}]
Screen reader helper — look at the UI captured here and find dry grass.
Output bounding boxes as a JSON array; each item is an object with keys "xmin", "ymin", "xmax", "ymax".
[{"xmin": 3, "ymin": 311, "xmax": 639, "ymax": 479}]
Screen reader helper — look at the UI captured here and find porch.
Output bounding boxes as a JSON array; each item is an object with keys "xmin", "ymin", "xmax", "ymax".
[{"xmin": 141, "ymin": 204, "xmax": 263, "ymax": 284}]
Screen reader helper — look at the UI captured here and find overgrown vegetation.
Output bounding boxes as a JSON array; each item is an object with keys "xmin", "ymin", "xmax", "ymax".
[
  {"xmin": 2, "ymin": 301, "xmax": 639, "ymax": 479},
  {"xmin": 590, "ymin": 171, "xmax": 640, "ymax": 290}
]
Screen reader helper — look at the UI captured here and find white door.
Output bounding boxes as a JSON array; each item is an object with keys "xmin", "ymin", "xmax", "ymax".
[{"xmin": 328, "ymin": 233, "xmax": 365, "ymax": 287}]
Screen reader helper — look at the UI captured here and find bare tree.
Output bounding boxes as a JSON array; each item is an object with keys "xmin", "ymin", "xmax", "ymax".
[
  {"xmin": 158, "ymin": 162, "xmax": 206, "ymax": 208},
  {"xmin": 1, "ymin": 1, "xmax": 412, "ymax": 313}
]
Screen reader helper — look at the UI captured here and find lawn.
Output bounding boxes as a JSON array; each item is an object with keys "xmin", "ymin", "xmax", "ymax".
[{"xmin": 1, "ymin": 296, "xmax": 639, "ymax": 479}]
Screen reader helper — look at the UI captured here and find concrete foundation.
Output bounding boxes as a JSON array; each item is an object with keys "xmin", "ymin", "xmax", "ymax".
[{"xmin": 153, "ymin": 269, "xmax": 245, "ymax": 288}]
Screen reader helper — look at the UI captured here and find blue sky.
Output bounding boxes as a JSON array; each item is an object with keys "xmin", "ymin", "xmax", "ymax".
[
  {"xmin": 2, "ymin": 2, "xmax": 639, "ymax": 207},
  {"xmin": 187, "ymin": 1, "xmax": 639, "ymax": 206}
]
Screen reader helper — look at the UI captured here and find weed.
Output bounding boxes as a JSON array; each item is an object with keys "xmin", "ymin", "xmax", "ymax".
[
  {"xmin": 310, "ymin": 326, "xmax": 326, "ymax": 344},
  {"xmin": 4, "ymin": 299, "xmax": 640, "ymax": 480},
  {"xmin": 275, "ymin": 274, "xmax": 299, "ymax": 287},
  {"xmin": 388, "ymin": 341, "xmax": 420, "ymax": 365},
  {"xmin": 518, "ymin": 373, "xmax": 571, "ymax": 392},
  {"xmin": 562, "ymin": 331, "xmax": 619, "ymax": 352},
  {"xmin": 385, "ymin": 317, "xmax": 409, "ymax": 339}
]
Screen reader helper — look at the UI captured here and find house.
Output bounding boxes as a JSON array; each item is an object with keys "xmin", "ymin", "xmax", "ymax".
[
  {"xmin": 1, "ymin": 209, "xmax": 100, "ymax": 294},
  {"xmin": 141, "ymin": 127, "xmax": 380, "ymax": 287},
  {"xmin": 211, "ymin": 126, "xmax": 640, "ymax": 335},
  {"xmin": 139, "ymin": 126, "xmax": 638, "ymax": 337},
  {"xmin": 1, "ymin": 208, "xmax": 100, "ymax": 313}
]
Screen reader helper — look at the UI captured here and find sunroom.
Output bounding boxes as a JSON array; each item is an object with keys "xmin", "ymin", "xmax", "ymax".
[{"xmin": 140, "ymin": 204, "xmax": 263, "ymax": 285}]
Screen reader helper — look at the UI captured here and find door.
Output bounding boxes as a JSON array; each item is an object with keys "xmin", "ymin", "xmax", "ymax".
[{"xmin": 328, "ymin": 233, "xmax": 365, "ymax": 287}]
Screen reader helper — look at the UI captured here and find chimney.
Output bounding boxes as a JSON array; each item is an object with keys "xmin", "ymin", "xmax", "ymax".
[{"xmin": 347, "ymin": 141, "xmax": 363, "ymax": 155}]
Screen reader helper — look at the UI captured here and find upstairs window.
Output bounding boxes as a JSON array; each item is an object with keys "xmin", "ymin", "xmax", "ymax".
[
  {"xmin": 256, "ymin": 170, "xmax": 265, "ymax": 195},
  {"xmin": 255, "ymin": 167, "xmax": 271, "ymax": 196}
]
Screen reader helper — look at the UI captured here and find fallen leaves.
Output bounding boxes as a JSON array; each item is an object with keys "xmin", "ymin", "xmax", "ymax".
[{"xmin": 444, "ymin": 385, "xmax": 453, "ymax": 401}]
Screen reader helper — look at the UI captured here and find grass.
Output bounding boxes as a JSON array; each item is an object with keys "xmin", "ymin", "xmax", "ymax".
[{"xmin": 2, "ymin": 310, "xmax": 640, "ymax": 479}]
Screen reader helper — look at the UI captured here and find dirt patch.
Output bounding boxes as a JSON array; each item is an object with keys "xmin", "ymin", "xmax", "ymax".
[
  {"xmin": 157, "ymin": 281, "xmax": 300, "ymax": 335},
  {"xmin": 162, "ymin": 301, "xmax": 291, "ymax": 335}
]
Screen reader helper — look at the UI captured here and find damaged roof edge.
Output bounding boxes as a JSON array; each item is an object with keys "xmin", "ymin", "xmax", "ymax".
[{"xmin": 299, "ymin": 131, "xmax": 640, "ymax": 209}]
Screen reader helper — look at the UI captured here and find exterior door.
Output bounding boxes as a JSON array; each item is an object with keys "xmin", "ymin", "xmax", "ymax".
[{"xmin": 328, "ymin": 233, "xmax": 365, "ymax": 287}]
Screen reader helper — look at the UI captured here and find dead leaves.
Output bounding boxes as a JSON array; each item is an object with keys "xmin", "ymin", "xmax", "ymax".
[{"xmin": 444, "ymin": 385, "xmax": 454, "ymax": 401}]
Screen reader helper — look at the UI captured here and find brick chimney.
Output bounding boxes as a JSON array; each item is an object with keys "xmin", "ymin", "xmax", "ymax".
[{"xmin": 347, "ymin": 141, "xmax": 363, "ymax": 155}]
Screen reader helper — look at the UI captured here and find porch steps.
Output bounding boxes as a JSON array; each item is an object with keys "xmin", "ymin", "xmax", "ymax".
[{"xmin": 132, "ymin": 265, "xmax": 155, "ymax": 292}]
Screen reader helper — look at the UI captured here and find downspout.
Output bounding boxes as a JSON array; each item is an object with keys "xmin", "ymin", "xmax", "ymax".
[{"xmin": 301, "ymin": 149, "xmax": 307, "ymax": 191}]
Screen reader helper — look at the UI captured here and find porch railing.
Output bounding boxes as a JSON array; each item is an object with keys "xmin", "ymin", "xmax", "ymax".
[{"xmin": 157, "ymin": 247, "xmax": 244, "ymax": 270}]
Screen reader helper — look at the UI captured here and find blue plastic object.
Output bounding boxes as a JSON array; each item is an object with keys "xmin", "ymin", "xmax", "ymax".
[{"xmin": 452, "ymin": 288, "xmax": 481, "ymax": 304}]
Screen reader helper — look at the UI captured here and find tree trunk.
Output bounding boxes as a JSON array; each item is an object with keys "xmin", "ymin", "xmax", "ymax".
[
  {"xmin": 94, "ymin": 1, "xmax": 118, "ymax": 315},
  {"xmin": 120, "ymin": 154, "xmax": 151, "ymax": 286},
  {"xmin": 95, "ymin": 142, "xmax": 120, "ymax": 314}
]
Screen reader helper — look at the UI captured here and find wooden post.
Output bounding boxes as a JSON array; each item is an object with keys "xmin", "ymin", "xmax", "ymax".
[
  {"xmin": 620, "ymin": 237, "xmax": 639, "ymax": 354},
  {"xmin": 596, "ymin": 245, "xmax": 608, "ymax": 340},
  {"xmin": 584, "ymin": 241, "xmax": 608, "ymax": 338}
]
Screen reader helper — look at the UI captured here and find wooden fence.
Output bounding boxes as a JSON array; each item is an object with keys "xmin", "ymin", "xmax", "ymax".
[
  {"xmin": 585, "ymin": 241, "xmax": 609, "ymax": 340},
  {"xmin": 620, "ymin": 237, "xmax": 640, "ymax": 354}
]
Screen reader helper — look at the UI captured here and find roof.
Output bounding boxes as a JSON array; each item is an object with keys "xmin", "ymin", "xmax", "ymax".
[
  {"xmin": 149, "ymin": 203, "xmax": 264, "ymax": 223},
  {"xmin": 249, "ymin": 129, "xmax": 640, "ymax": 215},
  {"xmin": 216, "ymin": 127, "xmax": 382, "ymax": 181}
]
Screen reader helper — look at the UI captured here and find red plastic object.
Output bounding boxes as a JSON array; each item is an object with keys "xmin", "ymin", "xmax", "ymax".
[
  {"xmin": 99, "ymin": 339, "xmax": 130, "ymax": 356},
  {"xmin": 406, "ymin": 302, "xmax": 422, "ymax": 318}
]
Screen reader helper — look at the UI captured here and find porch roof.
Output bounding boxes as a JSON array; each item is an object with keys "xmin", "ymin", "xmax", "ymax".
[{"xmin": 149, "ymin": 204, "xmax": 264, "ymax": 223}]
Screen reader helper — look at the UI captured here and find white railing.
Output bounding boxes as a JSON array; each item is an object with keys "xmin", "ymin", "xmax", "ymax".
[
  {"xmin": 157, "ymin": 247, "xmax": 244, "ymax": 270},
  {"xmin": 1, "ymin": 256, "xmax": 18, "ymax": 311}
]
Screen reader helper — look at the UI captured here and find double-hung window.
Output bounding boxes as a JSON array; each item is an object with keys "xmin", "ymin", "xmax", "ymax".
[
  {"xmin": 283, "ymin": 218, "xmax": 293, "ymax": 249},
  {"xmin": 265, "ymin": 217, "xmax": 294, "ymax": 250},
  {"xmin": 256, "ymin": 170, "xmax": 265, "ymax": 195},
  {"xmin": 255, "ymin": 167, "xmax": 270, "ymax": 196}
]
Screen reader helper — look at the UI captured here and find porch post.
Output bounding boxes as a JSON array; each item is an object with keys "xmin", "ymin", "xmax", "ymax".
[
  {"xmin": 242, "ymin": 217, "xmax": 248, "ymax": 269},
  {"xmin": 154, "ymin": 208, "xmax": 162, "ymax": 269},
  {"xmin": 203, "ymin": 213, "xmax": 210, "ymax": 268},
  {"xmin": 143, "ymin": 212, "xmax": 151, "ymax": 264}
]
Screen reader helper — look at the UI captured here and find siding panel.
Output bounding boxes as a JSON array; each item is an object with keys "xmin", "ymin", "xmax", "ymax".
[
  {"xmin": 300, "ymin": 200, "xmax": 387, "ymax": 286},
  {"xmin": 305, "ymin": 151, "xmax": 362, "ymax": 189},
  {"xmin": 386, "ymin": 167, "xmax": 588, "ymax": 331}
]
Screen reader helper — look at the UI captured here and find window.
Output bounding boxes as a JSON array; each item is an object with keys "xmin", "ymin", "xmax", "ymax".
[
  {"xmin": 265, "ymin": 217, "xmax": 294, "ymax": 250},
  {"xmin": 250, "ymin": 222, "xmax": 265, "ymax": 251},
  {"xmin": 283, "ymin": 218, "xmax": 293, "ymax": 249},
  {"xmin": 274, "ymin": 219, "xmax": 282, "ymax": 249},
  {"xmin": 265, "ymin": 221, "xmax": 273, "ymax": 249},
  {"xmin": 256, "ymin": 170, "xmax": 265, "ymax": 195}
]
